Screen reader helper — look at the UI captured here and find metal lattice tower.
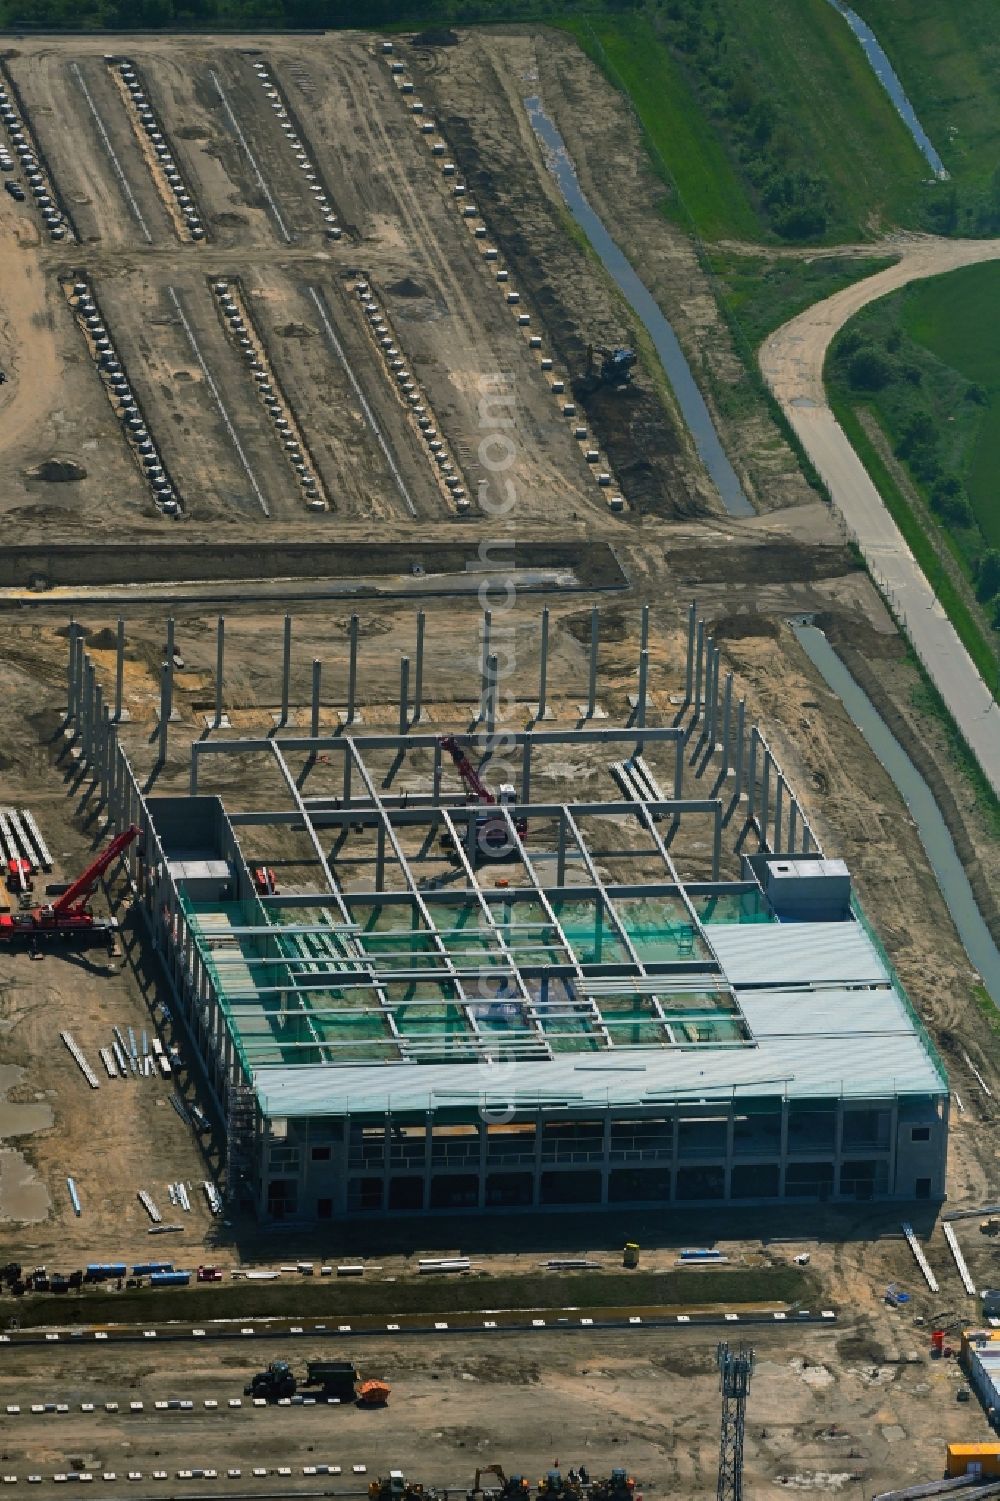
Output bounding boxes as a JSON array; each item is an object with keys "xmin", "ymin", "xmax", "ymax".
[{"xmin": 716, "ymin": 1342, "xmax": 755, "ymax": 1501}]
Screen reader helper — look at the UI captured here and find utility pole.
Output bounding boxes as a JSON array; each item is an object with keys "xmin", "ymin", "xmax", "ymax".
[{"xmin": 717, "ymin": 1342, "xmax": 755, "ymax": 1501}]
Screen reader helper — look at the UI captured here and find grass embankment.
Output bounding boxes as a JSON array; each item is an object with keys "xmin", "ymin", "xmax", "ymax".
[
  {"xmin": 826, "ymin": 262, "xmax": 1000, "ymax": 697},
  {"xmin": 11, "ymin": 1266, "xmax": 812, "ymax": 1330},
  {"xmin": 561, "ymin": 0, "xmax": 928, "ymax": 246},
  {"xmin": 902, "ymin": 267, "xmax": 1000, "ymax": 548},
  {"xmin": 852, "ymin": 0, "xmax": 1000, "ymax": 226},
  {"xmin": 708, "ymin": 253, "xmax": 897, "ymax": 349},
  {"xmin": 560, "ymin": 12, "xmax": 758, "ymax": 243}
]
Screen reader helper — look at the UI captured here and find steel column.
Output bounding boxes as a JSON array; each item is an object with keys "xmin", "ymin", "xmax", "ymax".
[
  {"xmin": 746, "ymin": 726, "xmax": 759, "ymax": 822},
  {"xmin": 399, "ymin": 655, "xmax": 410, "ymax": 735},
  {"xmin": 157, "ymin": 661, "xmax": 170, "ymax": 764},
  {"xmin": 720, "ymin": 672, "xmax": 733, "ymax": 776},
  {"xmin": 485, "ymin": 653, "xmax": 497, "ymax": 741},
  {"xmin": 65, "ymin": 621, "xmax": 77, "ymax": 723},
  {"xmin": 345, "ymin": 613, "xmax": 360, "ymax": 726},
  {"xmin": 92, "ymin": 680, "xmax": 104, "ymax": 777},
  {"xmin": 114, "ymin": 617, "xmax": 128, "ymax": 723},
  {"xmin": 774, "ymin": 774, "xmax": 784, "ymax": 854},
  {"xmin": 412, "ymin": 610, "xmax": 426, "ymax": 725},
  {"xmin": 734, "ymin": 699, "xmax": 746, "ymax": 798},
  {"xmin": 760, "ymin": 749, "xmax": 771, "ymax": 851},
  {"xmin": 585, "ymin": 605, "xmax": 600, "ymax": 718},
  {"xmin": 479, "ymin": 609, "xmax": 492, "ymax": 723},
  {"xmin": 310, "ymin": 659, "xmax": 321, "ymax": 740},
  {"xmin": 214, "ymin": 616, "xmax": 225, "ymax": 730},
  {"xmin": 534, "ymin": 605, "xmax": 551, "ymax": 721},
  {"xmin": 636, "ymin": 648, "xmax": 649, "ymax": 731},
  {"xmin": 279, "ymin": 613, "xmax": 292, "ymax": 728},
  {"xmin": 683, "ymin": 600, "xmax": 697, "ymax": 711},
  {"xmin": 521, "ymin": 734, "xmax": 533, "ymax": 805}
]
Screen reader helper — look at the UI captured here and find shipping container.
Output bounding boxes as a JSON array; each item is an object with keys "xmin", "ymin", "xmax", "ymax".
[
  {"xmin": 150, "ymin": 1270, "xmax": 190, "ymax": 1286},
  {"xmin": 946, "ymin": 1445, "xmax": 1000, "ymax": 1477}
]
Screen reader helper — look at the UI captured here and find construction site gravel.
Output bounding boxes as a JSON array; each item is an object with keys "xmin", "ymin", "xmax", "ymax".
[{"xmin": 1, "ymin": 24, "xmax": 999, "ymax": 1501}]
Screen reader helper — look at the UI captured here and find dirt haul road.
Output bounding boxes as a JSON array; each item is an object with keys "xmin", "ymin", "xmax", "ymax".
[{"xmin": 760, "ymin": 234, "xmax": 1000, "ymax": 797}]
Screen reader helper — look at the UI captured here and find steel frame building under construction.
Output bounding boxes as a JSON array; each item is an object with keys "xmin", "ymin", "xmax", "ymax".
[{"xmin": 61, "ymin": 605, "xmax": 949, "ymax": 1223}]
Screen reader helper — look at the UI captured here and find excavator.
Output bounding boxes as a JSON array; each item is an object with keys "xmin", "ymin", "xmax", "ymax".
[
  {"xmin": 574, "ymin": 344, "xmax": 637, "ymax": 397},
  {"xmin": 0, "ymin": 824, "xmax": 139, "ymax": 952},
  {"xmin": 467, "ymin": 1466, "xmax": 530, "ymax": 1501},
  {"xmin": 438, "ymin": 736, "xmax": 526, "ymax": 860}
]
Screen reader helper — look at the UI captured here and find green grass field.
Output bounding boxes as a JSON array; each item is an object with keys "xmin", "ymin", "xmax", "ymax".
[
  {"xmin": 562, "ymin": 0, "xmax": 929, "ymax": 245},
  {"xmin": 708, "ymin": 253, "xmax": 897, "ymax": 349},
  {"xmin": 560, "ymin": 13, "xmax": 760, "ymax": 243},
  {"xmin": 852, "ymin": 0, "xmax": 1000, "ymax": 194},
  {"xmin": 900, "ymin": 262, "xmax": 1000, "ymax": 547},
  {"xmin": 828, "ymin": 393, "xmax": 999, "ymax": 693},
  {"xmin": 726, "ymin": 0, "xmax": 928, "ymax": 235},
  {"xmin": 826, "ymin": 262, "xmax": 1000, "ymax": 696},
  {"xmin": 11, "ymin": 1266, "xmax": 812, "ymax": 1330}
]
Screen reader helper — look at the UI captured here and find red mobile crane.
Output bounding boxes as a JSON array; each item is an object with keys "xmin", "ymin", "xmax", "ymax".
[
  {"xmin": 438, "ymin": 737, "xmax": 526, "ymax": 859},
  {"xmin": 0, "ymin": 824, "xmax": 140, "ymax": 950}
]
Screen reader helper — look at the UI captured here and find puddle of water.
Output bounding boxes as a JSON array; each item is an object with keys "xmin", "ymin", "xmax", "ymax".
[
  {"xmin": 0, "ymin": 1063, "xmax": 53, "ymax": 1223},
  {"xmin": 0, "ymin": 1065, "xmax": 54, "ymax": 1137},
  {"xmin": 525, "ymin": 94, "xmax": 753, "ymax": 519},
  {"xmin": 0, "ymin": 1149, "xmax": 51, "ymax": 1223},
  {"xmin": 823, "ymin": 0, "xmax": 948, "ymax": 179},
  {"xmin": 793, "ymin": 622, "xmax": 1000, "ymax": 1006}
]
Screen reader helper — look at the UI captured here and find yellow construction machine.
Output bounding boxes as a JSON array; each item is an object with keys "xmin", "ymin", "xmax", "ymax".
[
  {"xmin": 369, "ymin": 1475, "xmax": 425, "ymax": 1501},
  {"xmin": 467, "ymin": 1468, "xmax": 530, "ymax": 1501}
]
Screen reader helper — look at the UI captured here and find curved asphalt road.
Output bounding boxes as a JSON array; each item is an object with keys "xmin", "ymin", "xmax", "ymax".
[{"xmin": 760, "ymin": 234, "xmax": 1000, "ymax": 797}]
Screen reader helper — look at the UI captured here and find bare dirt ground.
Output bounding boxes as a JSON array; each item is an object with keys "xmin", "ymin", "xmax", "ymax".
[
  {"xmin": 1, "ymin": 35, "xmax": 639, "ymax": 537},
  {"xmin": 0, "ymin": 1319, "xmax": 992, "ymax": 1501}
]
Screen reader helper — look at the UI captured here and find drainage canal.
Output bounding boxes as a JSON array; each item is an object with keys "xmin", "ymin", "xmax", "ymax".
[
  {"xmin": 793, "ymin": 620, "xmax": 1000, "ymax": 1006},
  {"xmin": 823, "ymin": 0, "xmax": 948, "ymax": 179},
  {"xmin": 525, "ymin": 94, "xmax": 753, "ymax": 519}
]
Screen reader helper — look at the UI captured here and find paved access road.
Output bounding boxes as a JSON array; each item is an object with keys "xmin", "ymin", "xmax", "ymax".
[{"xmin": 760, "ymin": 234, "xmax": 1000, "ymax": 797}]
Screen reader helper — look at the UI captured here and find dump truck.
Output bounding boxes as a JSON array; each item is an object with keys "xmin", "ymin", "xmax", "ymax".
[{"xmin": 244, "ymin": 1359, "xmax": 389, "ymax": 1405}]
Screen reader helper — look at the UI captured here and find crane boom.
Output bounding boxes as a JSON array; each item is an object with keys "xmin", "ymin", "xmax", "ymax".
[
  {"xmin": 439, "ymin": 736, "xmax": 495, "ymax": 805},
  {"xmin": 51, "ymin": 825, "xmax": 140, "ymax": 917},
  {"xmin": 0, "ymin": 824, "xmax": 140, "ymax": 948}
]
